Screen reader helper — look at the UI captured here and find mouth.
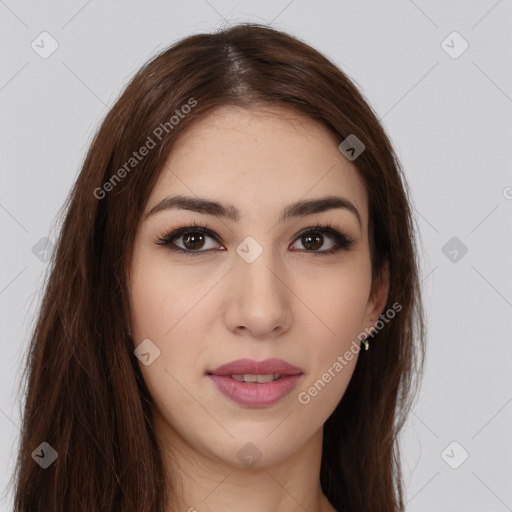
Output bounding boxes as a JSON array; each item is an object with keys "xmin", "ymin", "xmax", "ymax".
[{"xmin": 206, "ymin": 358, "xmax": 303, "ymax": 407}]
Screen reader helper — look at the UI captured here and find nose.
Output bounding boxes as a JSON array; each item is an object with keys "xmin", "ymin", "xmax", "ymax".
[{"xmin": 224, "ymin": 247, "xmax": 293, "ymax": 339}]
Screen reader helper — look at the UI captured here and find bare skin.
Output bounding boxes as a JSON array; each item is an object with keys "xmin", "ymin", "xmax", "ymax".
[{"xmin": 128, "ymin": 105, "xmax": 389, "ymax": 512}]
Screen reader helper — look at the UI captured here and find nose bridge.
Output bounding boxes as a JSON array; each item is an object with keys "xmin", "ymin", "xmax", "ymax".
[
  {"xmin": 226, "ymin": 234, "xmax": 291, "ymax": 335},
  {"xmin": 235, "ymin": 235, "xmax": 282, "ymax": 300}
]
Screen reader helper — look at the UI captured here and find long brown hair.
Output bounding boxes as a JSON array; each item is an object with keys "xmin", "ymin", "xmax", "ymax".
[{"xmin": 10, "ymin": 23, "xmax": 425, "ymax": 511}]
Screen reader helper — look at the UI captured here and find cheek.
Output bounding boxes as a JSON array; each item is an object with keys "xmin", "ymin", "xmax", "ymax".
[
  {"xmin": 129, "ymin": 251, "xmax": 210, "ymax": 342},
  {"xmin": 294, "ymin": 258, "xmax": 371, "ymax": 405},
  {"xmin": 128, "ymin": 253, "xmax": 220, "ymax": 396},
  {"xmin": 300, "ymin": 255, "xmax": 372, "ymax": 342},
  {"xmin": 129, "ymin": 259, "xmax": 214, "ymax": 434},
  {"xmin": 295, "ymin": 296, "xmax": 365, "ymax": 423}
]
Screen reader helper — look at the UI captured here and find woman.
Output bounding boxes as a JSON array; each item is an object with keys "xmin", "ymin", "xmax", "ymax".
[{"xmin": 12, "ymin": 23, "xmax": 425, "ymax": 511}]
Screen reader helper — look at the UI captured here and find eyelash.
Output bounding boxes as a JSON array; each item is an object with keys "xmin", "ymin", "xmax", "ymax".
[{"xmin": 154, "ymin": 220, "xmax": 355, "ymax": 256}]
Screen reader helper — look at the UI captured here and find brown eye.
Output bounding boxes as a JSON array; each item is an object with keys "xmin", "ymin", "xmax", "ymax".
[
  {"xmin": 291, "ymin": 226, "xmax": 354, "ymax": 254},
  {"xmin": 156, "ymin": 226, "xmax": 222, "ymax": 254},
  {"xmin": 182, "ymin": 232, "xmax": 206, "ymax": 251},
  {"xmin": 301, "ymin": 232, "xmax": 325, "ymax": 251}
]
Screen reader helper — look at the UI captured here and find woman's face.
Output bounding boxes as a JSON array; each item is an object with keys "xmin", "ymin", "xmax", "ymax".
[{"xmin": 128, "ymin": 105, "xmax": 388, "ymax": 468}]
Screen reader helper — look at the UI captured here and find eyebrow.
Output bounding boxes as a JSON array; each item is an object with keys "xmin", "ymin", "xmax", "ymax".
[{"xmin": 143, "ymin": 194, "xmax": 362, "ymax": 228}]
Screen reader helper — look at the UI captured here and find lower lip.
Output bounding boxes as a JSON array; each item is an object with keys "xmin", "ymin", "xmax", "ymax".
[{"xmin": 207, "ymin": 374, "xmax": 303, "ymax": 407}]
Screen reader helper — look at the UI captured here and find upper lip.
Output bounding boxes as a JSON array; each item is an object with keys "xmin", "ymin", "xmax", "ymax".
[{"xmin": 208, "ymin": 358, "xmax": 303, "ymax": 376}]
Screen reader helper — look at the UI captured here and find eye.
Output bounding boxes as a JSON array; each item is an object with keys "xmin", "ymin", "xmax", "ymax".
[
  {"xmin": 155, "ymin": 221, "xmax": 354, "ymax": 256},
  {"xmin": 155, "ymin": 221, "xmax": 223, "ymax": 256},
  {"xmin": 290, "ymin": 224, "xmax": 354, "ymax": 254}
]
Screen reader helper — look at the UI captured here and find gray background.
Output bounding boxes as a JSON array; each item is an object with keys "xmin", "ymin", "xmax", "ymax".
[{"xmin": 1, "ymin": 1, "xmax": 511, "ymax": 510}]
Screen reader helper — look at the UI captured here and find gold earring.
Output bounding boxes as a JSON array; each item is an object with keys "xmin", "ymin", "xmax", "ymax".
[{"xmin": 362, "ymin": 338, "xmax": 369, "ymax": 350}]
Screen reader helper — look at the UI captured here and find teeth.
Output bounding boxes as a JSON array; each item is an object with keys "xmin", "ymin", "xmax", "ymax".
[{"xmin": 230, "ymin": 373, "xmax": 282, "ymax": 383}]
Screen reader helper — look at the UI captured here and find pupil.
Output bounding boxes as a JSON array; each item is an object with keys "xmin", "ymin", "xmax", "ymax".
[
  {"xmin": 184, "ymin": 233, "xmax": 204, "ymax": 250},
  {"xmin": 304, "ymin": 233, "xmax": 322, "ymax": 250}
]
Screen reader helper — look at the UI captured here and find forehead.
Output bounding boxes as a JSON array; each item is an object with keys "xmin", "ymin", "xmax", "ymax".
[{"xmin": 149, "ymin": 106, "xmax": 368, "ymax": 226}]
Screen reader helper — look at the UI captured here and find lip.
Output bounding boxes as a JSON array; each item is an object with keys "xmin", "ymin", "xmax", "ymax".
[
  {"xmin": 207, "ymin": 358, "xmax": 303, "ymax": 408},
  {"xmin": 208, "ymin": 358, "xmax": 303, "ymax": 376}
]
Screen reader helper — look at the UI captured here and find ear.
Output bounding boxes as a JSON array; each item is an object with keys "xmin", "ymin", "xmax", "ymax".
[{"xmin": 363, "ymin": 260, "xmax": 390, "ymax": 328}]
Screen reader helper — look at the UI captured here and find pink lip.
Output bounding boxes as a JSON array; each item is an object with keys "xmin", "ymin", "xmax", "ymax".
[
  {"xmin": 208, "ymin": 358, "xmax": 302, "ymax": 376},
  {"xmin": 207, "ymin": 358, "xmax": 303, "ymax": 408}
]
